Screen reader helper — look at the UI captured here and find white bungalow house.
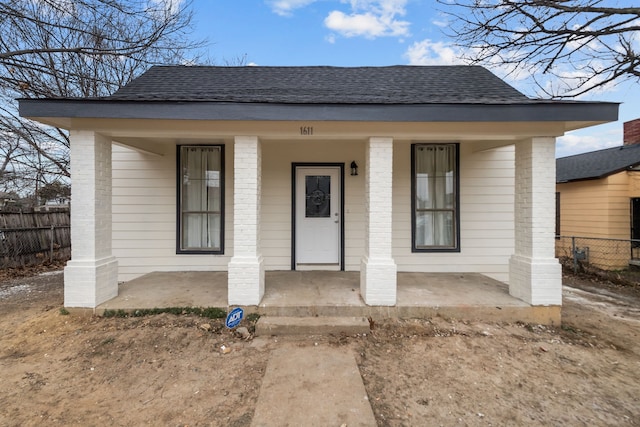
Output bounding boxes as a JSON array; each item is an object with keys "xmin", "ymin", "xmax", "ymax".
[{"xmin": 19, "ymin": 65, "xmax": 618, "ymax": 316}]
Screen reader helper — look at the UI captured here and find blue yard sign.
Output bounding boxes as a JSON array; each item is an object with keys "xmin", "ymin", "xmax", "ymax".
[{"xmin": 225, "ymin": 307, "xmax": 244, "ymax": 329}]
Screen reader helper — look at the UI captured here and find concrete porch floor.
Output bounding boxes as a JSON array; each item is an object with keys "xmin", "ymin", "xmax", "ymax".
[{"xmin": 96, "ymin": 271, "xmax": 560, "ymax": 324}]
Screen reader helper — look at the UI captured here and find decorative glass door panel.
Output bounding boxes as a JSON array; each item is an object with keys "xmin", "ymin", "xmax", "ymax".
[{"xmin": 305, "ymin": 175, "xmax": 331, "ymax": 218}]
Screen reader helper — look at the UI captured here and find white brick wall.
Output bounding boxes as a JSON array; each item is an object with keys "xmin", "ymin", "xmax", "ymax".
[
  {"xmin": 509, "ymin": 137, "xmax": 561, "ymax": 305},
  {"xmin": 232, "ymin": 136, "xmax": 262, "ymax": 255},
  {"xmin": 509, "ymin": 255, "xmax": 561, "ymax": 304},
  {"xmin": 360, "ymin": 137, "xmax": 397, "ymax": 305},
  {"xmin": 227, "ymin": 256, "xmax": 265, "ymax": 305},
  {"xmin": 64, "ymin": 257, "xmax": 118, "ymax": 307},
  {"xmin": 228, "ymin": 136, "xmax": 265, "ymax": 305},
  {"xmin": 64, "ymin": 131, "xmax": 118, "ymax": 307}
]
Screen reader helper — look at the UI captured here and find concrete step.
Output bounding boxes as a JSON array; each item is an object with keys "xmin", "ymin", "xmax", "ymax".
[{"xmin": 255, "ymin": 316, "xmax": 371, "ymax": 336}]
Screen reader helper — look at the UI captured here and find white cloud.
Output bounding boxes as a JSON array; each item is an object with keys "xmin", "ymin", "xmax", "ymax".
[
  {"xmin": 267, "ymin": 0, "xmax": 411, "ymax": 39},
  {"xmin": 149, "ymin": 0, "xmax": 184, "ymax": 16},
  {"xmin": 536, "ymin": 60, "xmax": 619, "ymax": 99},
  {"xmin": 268, "ymin": 0, "xmax": 318, "ymax": 17},
  {"xmin": 324, "ymin": 10, "xmax": 406, "ymax": 38},
  {"xmin": 556, "ymin": 127, "xmax": 622, "ymax": 158},
  {"xmin": 567, "ymin": 25, "xmax": 603, "ymax": 52},
  {"xmin": 324, "ymin": 0, "xmax": 410, "ymax": 39},
  {"xmin": 430, "ymin": 11, "xmax": 449, "ymax": 28},
  {"xmin": 404, "ymin": 39, "xmax": 465, "ymax": 65}
]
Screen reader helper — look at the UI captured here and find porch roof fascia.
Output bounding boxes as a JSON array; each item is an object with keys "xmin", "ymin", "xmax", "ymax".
[{"xmin": 19, "ymin": 98, "xmax": 619, "ymax": 132}]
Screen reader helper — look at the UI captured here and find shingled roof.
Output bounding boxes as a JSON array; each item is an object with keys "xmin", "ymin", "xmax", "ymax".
[
  {"xmin": 18, "ymin": 65, "xmax": 619, "ymax": 126},
  {"xmin": 556, "ymin": 144, "xmax": 640, "ymax": 183},
  {"xmin": 107, "ymin": 65, "xmax": 529, "ymax": 104}
]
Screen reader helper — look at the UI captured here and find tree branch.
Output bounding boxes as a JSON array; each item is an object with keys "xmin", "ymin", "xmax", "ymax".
[{"xmin": 439, "ymin": 0, "xmax": 640, "ymax": 97}]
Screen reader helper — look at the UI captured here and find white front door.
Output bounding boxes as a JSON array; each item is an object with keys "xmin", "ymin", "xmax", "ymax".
[{"xmin": 295, "ymin": 166, "xmax": 341, "ymax": 269}]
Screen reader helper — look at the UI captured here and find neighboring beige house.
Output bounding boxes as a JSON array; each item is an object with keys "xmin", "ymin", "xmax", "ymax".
[
  {"xmin": 18, "ymin": 66, "xmax": 618, "ymax": 310},
  {"xmin": 556, "ymin": 118, "xmax": 640, "ymax": 269}
]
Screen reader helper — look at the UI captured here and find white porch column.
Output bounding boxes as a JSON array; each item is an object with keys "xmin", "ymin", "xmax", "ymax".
[
  {"xmin": 228, "ymin": 136, "xmax": 265, "ymax": 305},
  {"xmin": 64, "ymin": 131, "xmax": 118, "ymax": 307},
  {"xmin": 360, "ymin": 137, "xmax": 397, "ymax": 305},
  {"xmin": 509, "ymin": 137, "xmax": 562, "ymax": 305}
]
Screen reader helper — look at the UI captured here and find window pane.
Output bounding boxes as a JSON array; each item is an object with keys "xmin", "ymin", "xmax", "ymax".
[
  {"xmin": 414, "ymin": 144, "xmax": 457, "ymax": 250},
  {"xmin": 416, "ymin": 211, "xmax": 434, "ymax": 246},
  {"xmin": 305, "ymin": 175, "xmax": 331, "ymax": 218},
  {"xmin": 416, "ymin": 145, "xmax": 455, "ymax": 210},
  {"xmin": 179, "ymin": 146, "xmax": 223, "ymax": 252},
  {"xmin": 182, "ymin": 147, "xmax": 221, "ymax": 212},
  {"xmin": 416, "ymin": 211, "xmax": 454, "ymax": 247},
  {"xmin": 182, "ymin": 213, "xmax": 221, "ymax": 250}
]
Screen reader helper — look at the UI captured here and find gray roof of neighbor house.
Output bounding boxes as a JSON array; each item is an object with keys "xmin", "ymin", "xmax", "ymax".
[
  {"xmin": 19, "ymin": 65, "xmax": 619, "ymax": 125},
  {"xmin": 556, "ymin": 144, "xmax": 640, "ymax": 183}
]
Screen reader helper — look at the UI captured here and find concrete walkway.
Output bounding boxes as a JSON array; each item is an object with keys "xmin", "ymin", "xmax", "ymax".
[{"xmin": 251, "ymin": 343, "xmax": 377, "ymax": 427}]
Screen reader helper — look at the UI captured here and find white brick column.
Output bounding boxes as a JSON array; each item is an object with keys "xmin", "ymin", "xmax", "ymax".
[
  {"xmin": 228, "ymin": 136, "xmax": 265, "ymax": 305},
  {"xmin": 64, "ymin": 131, "xmax": 118, "ymax": 307},
  {"xmin": 509, "ymin": 137, "xmax": 562, "ymax": 305},
  {"xmin": 360, "ymin": 137, "xmax": 397, "ymax": 305}
]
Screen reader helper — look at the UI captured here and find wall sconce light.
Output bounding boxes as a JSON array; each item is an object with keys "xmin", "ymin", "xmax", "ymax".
[{"xmin": 350, "ymin": 161, "xmax": 358, "ymax": 176}]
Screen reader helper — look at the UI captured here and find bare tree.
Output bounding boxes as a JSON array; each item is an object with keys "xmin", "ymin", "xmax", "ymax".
[
  {"xmin": 0, "ymin": 0, "xmax": 204, "ymax": 197},
  {"xmin": 1, "ymin": 0, "xmax": 202, "ymax": 97},
  {"xmin": 440, "ymin": 0, "xmax": 640, "ymax": 97},
  {"xmin": 37, "ymin": 180, "xmax": 70, "ymax": 205},
  {"xmin": 0, "ymin": 124, "xmax": 25, "ymax": 193}
]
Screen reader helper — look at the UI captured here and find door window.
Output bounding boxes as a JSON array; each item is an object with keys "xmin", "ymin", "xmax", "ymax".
[{"xmin": 305, "ymin": 175, "xmax": 331, "ymax": 218}]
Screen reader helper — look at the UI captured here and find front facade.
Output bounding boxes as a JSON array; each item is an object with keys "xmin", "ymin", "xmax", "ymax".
[
  {"xmin": 19, "ymin": 66, "xmax": 618, "ymax": 310},
  {"xmin": 110, "ymin": 132, "xmax": 515, "ymax": 302}
]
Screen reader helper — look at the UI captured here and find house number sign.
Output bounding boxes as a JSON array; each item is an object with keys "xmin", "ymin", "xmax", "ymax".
[{"xmin": 300, "ymin": 126, "xmax": 314, "ymax": 135}]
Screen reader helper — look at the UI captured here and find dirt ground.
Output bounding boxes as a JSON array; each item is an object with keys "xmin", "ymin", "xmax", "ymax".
[{"xmin": 1, "ymin": 267, "xmax": 639, "ymax": 426}]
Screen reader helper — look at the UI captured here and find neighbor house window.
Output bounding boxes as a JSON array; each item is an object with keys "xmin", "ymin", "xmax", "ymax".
[
  {"xmin": 632, "ymin": 198, "xmax": 640, "ymax": 247},
  {"xmin": 412, "ymin": 143, "xmax": 459, "ymax": 252},
  {"xmin": 177, "ymin": 145, "xmax": 224, "ymax": 253},
  {"xmin": 555, "ymin": 192, "xmax": 561, "ymax": 238}
]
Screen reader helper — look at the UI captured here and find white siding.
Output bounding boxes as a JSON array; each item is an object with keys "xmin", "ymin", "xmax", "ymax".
[
  {"xmin": 392, "ymin": 142, "xmax": 515, "ymax": 282},
  {"xmin": 112, "ymin": 140, "xmax": 515, "ymax": 282},
  {"xmin": 112, "ymin": 144, "xmax": 232, "ymax": 281},
  {"xmin": 260, "ymin": 140, "xmax": 365, "ymax": 270}
]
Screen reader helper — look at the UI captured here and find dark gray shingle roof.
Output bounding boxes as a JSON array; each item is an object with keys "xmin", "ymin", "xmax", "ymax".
[
  {"xmin": 556, "ymin": 144, "xmax": 640, "ymax": 183},
  {"xmin": 18, "ymin": 65, "xmax": 620, "ymax": 126},
  {"xmin": 107, "ymin": 65, "xmax": 530, "ymax": 104}
]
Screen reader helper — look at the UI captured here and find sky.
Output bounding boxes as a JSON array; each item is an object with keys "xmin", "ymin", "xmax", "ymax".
[{"xmin": 190, "ymin": 0, "xmax": 639, "ymax": 159}]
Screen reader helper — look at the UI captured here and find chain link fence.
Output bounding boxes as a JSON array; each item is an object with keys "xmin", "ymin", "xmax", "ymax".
[
  {"xmin": 556, "ymin": 236, "xmax": 640, "ymax": 285},
  {"xmin": 0, "ymin": 211, "xmax": 71, "ymax": 268}
]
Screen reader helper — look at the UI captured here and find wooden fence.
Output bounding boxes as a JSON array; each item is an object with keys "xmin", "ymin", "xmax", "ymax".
[{"xmin": 0, "ymin": 211, "xmax": 71, "ymax": 268}]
